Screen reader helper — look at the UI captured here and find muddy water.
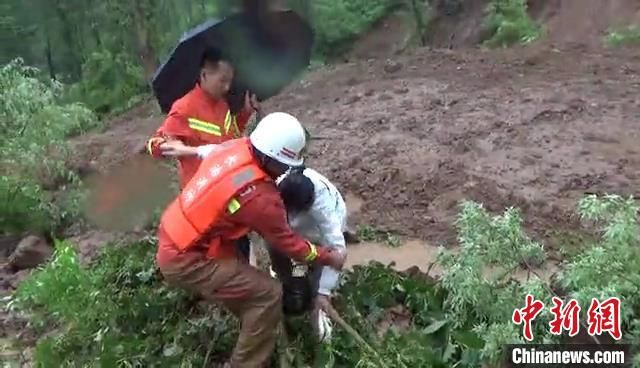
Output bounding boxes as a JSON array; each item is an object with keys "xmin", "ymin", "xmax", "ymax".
[
  {"xmin": 342, "ymin": 193, "xmax": 559, "ymax": 282},
  {"xmin": 343, "ymin": 193, "xmax": 446, "ymax": 274},
  {"xmin": 345, "ymin": 240, "xmax": 444, "ymax": 274},
  {"xmin": 344, "ymin": 239, "xmax": 559, "ymax": 283}
]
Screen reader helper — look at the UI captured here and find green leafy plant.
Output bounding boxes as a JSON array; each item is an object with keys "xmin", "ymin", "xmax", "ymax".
[
  {"xmin": 10, "ymin": 194, "xmax": 640, "ymax": 366},
  {"xmin": 0, "ymin": 58, "xmax": 95, "ymax": 235},
  {"xmin": 64, "ymin": 50, "xmax": 147, "ymax": 116},
  {"xmin": 12, "ymin": 238, "xmax": 237, "ymax": 367},
  {"xmin": 0, "ymin": 175, "xmax": 52, "ymax": 234},
  {"xmin": 294, "ymin": 0, "xmax": 401, "ymax": 58},
  {"xmin": 437, "ymin": 195, "xmax": 640, "ymax": 363},
  {"xmin": 357, "ymin": 225, "xmax": 401, "ymax": 247},
  {"xmin": 605, "ymin": 25, "xmax": 640, "ymax": 47},
  {"xmin": 483, "ymin": 0, "xmax": 541, "ymax": 47}
]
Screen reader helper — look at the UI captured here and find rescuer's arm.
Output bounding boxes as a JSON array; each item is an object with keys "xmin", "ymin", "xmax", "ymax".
[
  {"xmin": 146, "ymin": 110, "xmax": 194, "ymax": 158},
  {"xmin": 157, "ymin": 140, "xmax": 220, "ymax": 158},
  {"xmin": 230, "ymin": 181, "xmax": 345, "ymax": 270}
]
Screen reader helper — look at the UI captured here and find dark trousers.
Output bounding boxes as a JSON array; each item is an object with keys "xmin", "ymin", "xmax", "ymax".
[
  {"xmin": 267, "ymin": 245, "xmax": 323, "ymax": 315},
  {"xmin": 236, "ymin": 235, "xmax": 251, "ymax": 261}
]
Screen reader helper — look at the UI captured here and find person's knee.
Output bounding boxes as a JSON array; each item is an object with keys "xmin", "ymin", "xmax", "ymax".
[{"xmin": 254, "ymin": 279, "xmax": 282, "ymax": 324}]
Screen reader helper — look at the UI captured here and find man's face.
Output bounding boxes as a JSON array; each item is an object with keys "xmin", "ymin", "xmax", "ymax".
[{"xmin": 199, "ymin": 60, "xmax": 234, "ymax": 99}]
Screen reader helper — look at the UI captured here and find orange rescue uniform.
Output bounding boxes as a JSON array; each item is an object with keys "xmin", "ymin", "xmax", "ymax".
[
  {"xmin": 146, "ymin": 84, "xmax": 252, "ymax": 188},
  {"xmin": 156, "ymin": 137, "xmax": 329, "ymax": 266}
]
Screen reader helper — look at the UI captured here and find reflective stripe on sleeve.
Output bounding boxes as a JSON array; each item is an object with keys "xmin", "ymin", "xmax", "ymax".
[
  {"xmin": 305, "ymin": 242, "xmax": 318, "ymax": 262},
  {"xmin": 188, "ymin": 117, "xmax": 222, "ymax": 136},
  {"xmin": 147, "ymin": 137, "xmax": 165, "ymax": 155}
]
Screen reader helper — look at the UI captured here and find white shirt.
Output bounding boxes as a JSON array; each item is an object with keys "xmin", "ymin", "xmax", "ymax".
[
  {"xmin": 278, "ymin": 168, "xmax": 347, "ymax": 296},
  {"xmin": 198, "ymin": 146, "xmax": 347, "ymax": 295}
]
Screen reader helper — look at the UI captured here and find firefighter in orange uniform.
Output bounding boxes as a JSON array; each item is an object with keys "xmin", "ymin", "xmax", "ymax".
[
  {"xmin": 156, "ymin": 112, "xmax": 346, "ymax": 368},
  {"xmin": 146, "ymin": 47, "xmax": 259, "ymax": 187},
  {"xmin": 147, "ymin": 47, "xmax": 260, "ymax": 260}
]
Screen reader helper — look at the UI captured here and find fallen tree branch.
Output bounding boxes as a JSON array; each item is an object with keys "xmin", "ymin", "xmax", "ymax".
[{"xmin": 324, "ymin": 304, "xmax": 396, "ymax": 368}]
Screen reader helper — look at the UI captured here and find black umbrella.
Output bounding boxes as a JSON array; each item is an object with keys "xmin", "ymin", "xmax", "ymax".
[{"xmin": 151, "ymin": 9, "xmax": 314, "ymax": 114}]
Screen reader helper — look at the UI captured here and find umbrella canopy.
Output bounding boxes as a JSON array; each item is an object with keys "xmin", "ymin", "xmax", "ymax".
[{"xmin": 152, "ymin": 10, "xmax": 314, "ymax": 114}]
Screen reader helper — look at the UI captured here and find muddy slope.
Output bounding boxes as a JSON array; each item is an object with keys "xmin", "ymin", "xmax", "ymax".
[
  {"xmin": 266, "ymin": 46, "xmax": 640, "ymax": 245},
  {"xmin": 426, "ymin": 0, "xmax": 640, "ymax": 49}
]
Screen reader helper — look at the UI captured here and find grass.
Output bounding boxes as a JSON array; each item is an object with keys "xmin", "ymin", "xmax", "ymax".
[
  {"xmin": 483, "ymin": 0, "xmax": 541, "ymax": 47},
  {"xmin": 357, "ymin": 225, "xmax": 401, "ymax": 247},
  {"xmin": 605, "ymin": 25, "xmax": 640, "ymax": 47}
]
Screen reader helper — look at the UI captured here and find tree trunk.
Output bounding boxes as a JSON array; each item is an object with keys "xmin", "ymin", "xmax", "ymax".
[
  {"xmin": 53, "ymin": 0, "xmax": 82, "ymax": 79},
  {"xmin": 45, "ymin": 31, "xmax": 55, "ymax": 79},
  {"xmin": 131, "ymin": 0, "xmax": 158, "ymax": 81}
]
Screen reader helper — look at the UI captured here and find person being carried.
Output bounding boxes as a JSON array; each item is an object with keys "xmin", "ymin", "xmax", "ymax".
[
  {"xmin": 269, "ymin": 166, "xmax": 348, "ymax": 342},
  {"xmin": 147, "ymin": 47, "xmax": 261, "ymax": 260},
  {"xmin": 156, "ymin": 112, "xmax": 345, "ymax": 368}
]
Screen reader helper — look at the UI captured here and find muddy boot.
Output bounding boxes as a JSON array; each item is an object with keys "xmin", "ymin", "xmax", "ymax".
[{"xmin": 343, "ymin": 230, "xmax": 360, "ymax": 244}]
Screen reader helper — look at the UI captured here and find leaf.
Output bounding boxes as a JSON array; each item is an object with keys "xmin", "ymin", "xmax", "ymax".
[
  {"xmin": 162, "ymin": 343, "xmax": 182, "ymax": 357},
  {"xmin": 452, "ymin": 329, "xmax": 484, "ymax": 349},
  {"xmin": 457, "ymin": 348, "xmax": 483, "ymax": 367},
  {"xmin": 442, "ymin": 341, "xmax": 457, "ymax": 362},
  {"xmin": 423, "ymin": 319, "xmax": 448, "ymax": 335}
]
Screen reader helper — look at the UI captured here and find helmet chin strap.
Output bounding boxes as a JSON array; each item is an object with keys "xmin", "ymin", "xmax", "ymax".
[{"xmin": 251, "ymin": 145, "xmax": 289, "ymax": 179}]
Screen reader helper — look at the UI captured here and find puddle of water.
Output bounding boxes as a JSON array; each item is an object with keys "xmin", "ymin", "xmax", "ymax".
[
  {"xmin": 344, "ymin": 239, "xmax": 560, "ymax": 284},
  {"xmin": 332, "ymin": 192, "xmax": 559, "ymax": 283},
  {"xmin": 345, "ymin": 240, "xmax": 444, "ymax": 274}
]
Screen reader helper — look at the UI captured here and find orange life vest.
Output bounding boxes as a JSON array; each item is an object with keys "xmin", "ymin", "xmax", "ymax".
[{"xmin": 159, "ymin": 137, "xmax": 269, "ymax": 255}]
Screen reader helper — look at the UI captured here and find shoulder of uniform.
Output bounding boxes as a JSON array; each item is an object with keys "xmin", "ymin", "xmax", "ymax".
[
  {"xmin": 235, "ymin": 180, "xmax": 276, "ymax": 203},
  {"xmin": 172, "ymin": 88, "xmax": 200, "ymax": 110},
  {"xmin": 169, "ymin": 99, "xmax": 188, "ymax": 116},
  {"xmin": 226, "ymin": 180, "xmax": 278, "ymax": 215}
]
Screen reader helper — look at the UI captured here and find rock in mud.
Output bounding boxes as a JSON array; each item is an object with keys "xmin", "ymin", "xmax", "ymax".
[
  {"xmin": 0, "ymin": 234, "xmax": 22, "ymax": 259},
  {"xmin": 8, "ymin": 235, "xmax": 53, "ymax": 271},
  {"xmin": 343, "ymin": 230, "xmax": 361, "ymax": 244},
  {"xmin": 383, "ymin": 60, "xmax": 402, "ymax": 74}
]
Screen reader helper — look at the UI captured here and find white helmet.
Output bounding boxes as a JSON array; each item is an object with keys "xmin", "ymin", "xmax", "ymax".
[{"xmin": 249, "ymin": 112, "xmax": 306, "ymax": 166}]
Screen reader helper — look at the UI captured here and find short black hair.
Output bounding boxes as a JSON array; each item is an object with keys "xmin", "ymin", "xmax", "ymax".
[
  {"xmin": 200, "ymin": 47, "xmax": 228, "ymax": 68},
  {"xmin": 278, "ymin": 169, "xmax": 315, "ymax": 212}
]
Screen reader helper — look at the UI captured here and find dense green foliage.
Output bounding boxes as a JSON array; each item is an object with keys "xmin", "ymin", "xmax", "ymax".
[
  {"xmin": 484, "ymin": 0, "xmax": 541, "ymax": 47},
  {"xmin": 1, "ymin": 0, "xmax": 402, "ymax": 115},
  {"xmin": 12, "ymin": 238, "xmax": 237, "ymax": 367},
  {"xmin": 0, "ymin": 0, "xmax": 409, "ymax": 239},
  {"xmin": 0, "ymin": 60, "xmax": 94, "ymax": 235},
  {"xmin": 11, "ymin": 194, "xmax": 640, "ymax": 366},
  {"xmin": 298, "ymin": 0, "xmax": 403, "ymax": 58}
]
